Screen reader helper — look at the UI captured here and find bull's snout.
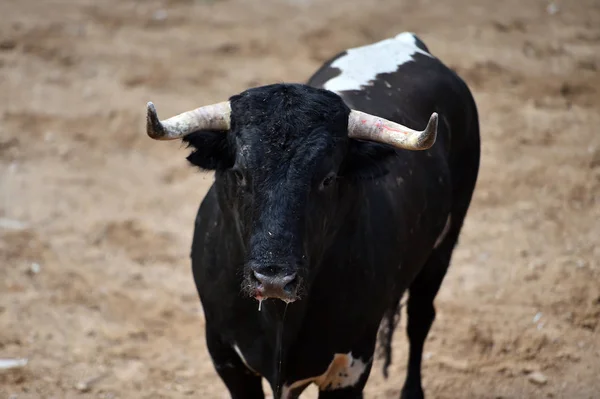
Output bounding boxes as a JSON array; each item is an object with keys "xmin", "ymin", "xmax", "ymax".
[{"xmin": 250, "ymin": 264, "xmax": 299, "ymax": 302}]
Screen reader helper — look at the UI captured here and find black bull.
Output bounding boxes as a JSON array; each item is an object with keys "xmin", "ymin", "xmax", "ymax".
[{"xmin": 151, "ymin": 33, "xmax": 480, "ymax": 398}]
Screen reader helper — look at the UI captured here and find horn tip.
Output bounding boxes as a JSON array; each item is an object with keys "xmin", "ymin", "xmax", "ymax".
[
  {"xmin": 429, "ymin": 112, "xmax": 439, "ymax": 126},
  {"xmin": 419, "ymin": 112, "xmax": 438, "ymax": 150},
  {"xmin": 146, "ymin": 101, "xmax": 165, "ymax": 140}
]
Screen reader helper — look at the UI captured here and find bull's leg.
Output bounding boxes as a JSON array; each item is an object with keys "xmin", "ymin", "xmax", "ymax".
[
  {"xmin": 400, "ymin": 232, "xmax": 460, "ymax": 399},
  {"xmin": 205, "ymin": 328, "xmax": 264, "ymax": 399},
  {"xmin": 402, "ymin": 128, "xmax": 479, "ymax": 399}
]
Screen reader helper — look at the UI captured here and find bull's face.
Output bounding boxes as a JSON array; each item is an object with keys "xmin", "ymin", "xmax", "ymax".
[
  {"xmin": 145, "ymin": 83, "xmax": 438, "ymax": 303},
  {"xmin": 221, "ymin": 128, "xmax": 343, "ymax": 302},
  {"xmin": 198, "ymin": 85, "xmax": 351, "ymax": 302}
]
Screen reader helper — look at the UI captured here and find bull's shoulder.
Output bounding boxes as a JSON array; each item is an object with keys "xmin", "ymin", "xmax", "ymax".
[{"xmin": 307, "ymin": 32, "xmax": 436, "ymax": 93}]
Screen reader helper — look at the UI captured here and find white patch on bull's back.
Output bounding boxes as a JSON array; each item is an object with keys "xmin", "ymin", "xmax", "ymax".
[
  {"xmin": 232, "ymin": 343, "xmax": 259, "ymax": 375},
  {"xmin": 434, "ymin": 214, "xmax": 452, "ymax": 249},
  {"xmin": 280, "ymin": 352, "xmax": 368, "ymax": 398},
  {"xmin": 323, "ymin": 32, "xmax": 433, "ymax": 93}
]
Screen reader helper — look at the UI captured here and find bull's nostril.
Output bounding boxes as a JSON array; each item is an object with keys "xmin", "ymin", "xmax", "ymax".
[
  {"xmin": 283, "ymin": 275, "xmax": 298, "ymax": 293},
  {"xmin": 280, "ymin": 272, "xmax": 296, "ymax": 285}
]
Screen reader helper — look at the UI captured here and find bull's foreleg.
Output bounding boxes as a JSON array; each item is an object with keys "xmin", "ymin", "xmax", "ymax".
[
  {"xmin": 205, "ymin": 328, "xmax": 265, "ymax": 399},
  {"xmin": 401, "ymin": 234, "xmax": 458, "ymax": 399}
]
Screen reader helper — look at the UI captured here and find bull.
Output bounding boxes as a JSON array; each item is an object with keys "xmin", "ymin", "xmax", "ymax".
[{"xmin": 146, "ymin": 32, "xmax": 480, "ymax": 399}]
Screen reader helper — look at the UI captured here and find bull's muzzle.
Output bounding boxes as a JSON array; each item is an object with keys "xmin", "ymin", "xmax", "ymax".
[{"xmin": 249, "ymin": 264, "xmax": 299, "ymax": 303}]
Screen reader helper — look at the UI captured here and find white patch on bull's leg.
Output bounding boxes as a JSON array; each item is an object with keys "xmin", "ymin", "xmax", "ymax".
[
  {"xmin": 280, "ymin": 352, "xmax": 369, "ymax": 398},
  {"xmin": 323, "ymin": 32, "xmax": 434, "ymax": 93},
  {"xmin": 433, "ymin": 214, "xmax": 452, "ymax": 249},
  {"xmin": 318, "ymin": 353, "xmax": 367, "ymax": 391},
  {"xmin": 232, "ymin": 343, "xmax": 259, "ymax": 375}
]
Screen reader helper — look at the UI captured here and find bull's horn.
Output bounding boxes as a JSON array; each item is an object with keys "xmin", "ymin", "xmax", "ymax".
[
  {"xmin": 347, "ymin": 110, "xmax": 438, "ymax": 150},
  {"xmin": 146, "ymin": 101, "xmax": 231, "ymax": 140}
]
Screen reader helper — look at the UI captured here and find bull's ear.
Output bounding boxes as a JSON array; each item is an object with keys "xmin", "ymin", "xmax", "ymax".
[
  {"xmin": 339, "ymin": 140, "xmax": 397, "ymax": 180},
  {"xmin": 182, "ymin": 131, "xmax": 234, "ymax": 171}
]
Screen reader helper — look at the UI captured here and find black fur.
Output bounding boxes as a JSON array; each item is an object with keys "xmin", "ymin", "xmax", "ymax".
[{"xmin": 183, "ymin": 130, "xmax": 232, "ymax": 171}]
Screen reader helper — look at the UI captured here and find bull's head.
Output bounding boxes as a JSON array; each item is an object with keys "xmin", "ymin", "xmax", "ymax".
[{"xmin": 146, "ymin": 84, "xmax": 437, "ymax": 303}]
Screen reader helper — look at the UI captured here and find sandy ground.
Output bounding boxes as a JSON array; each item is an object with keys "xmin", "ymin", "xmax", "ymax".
[{"xmin": 1, "ymin": 0, "xmax": 599, "ymax": 398}]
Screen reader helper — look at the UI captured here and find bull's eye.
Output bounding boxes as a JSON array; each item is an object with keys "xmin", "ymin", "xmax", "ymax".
[
  {"xmin": 232, "ymin": 169, "xmax": 245, "ymax": 185},
  {"xmin": 320, "ymin": 173, "xmax": 336, "ymax": 190}
]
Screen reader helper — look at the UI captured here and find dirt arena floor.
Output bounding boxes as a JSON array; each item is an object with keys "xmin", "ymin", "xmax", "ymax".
[{"xmin": 1, "ymin": 0, "xmax": 599, "ymax": 398}]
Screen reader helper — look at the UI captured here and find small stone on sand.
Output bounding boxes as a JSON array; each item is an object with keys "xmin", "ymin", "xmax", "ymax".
[{"xmin": 528, "ymin": 371, "xmax": 548, "ymax": 385}]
